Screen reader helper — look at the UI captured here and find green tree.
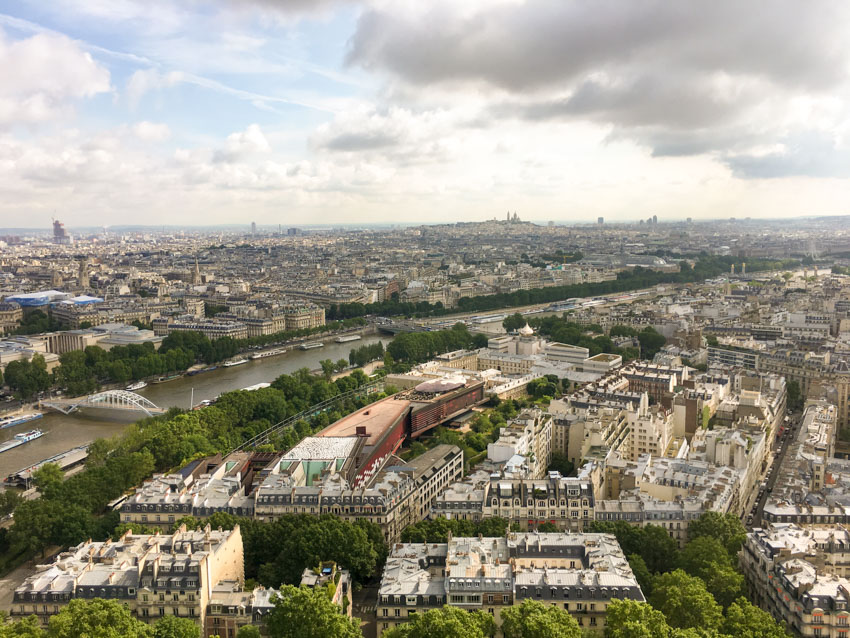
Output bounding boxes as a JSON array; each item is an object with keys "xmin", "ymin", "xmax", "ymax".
[
  {"xmin": 679, "ymin": 536, "xmax": 730, "ymax": 575},
  {"xmin": 54, "ymin": 350, "xmax": 99, "ymax": 396},
  {"xmin": 626, "ymin": 554, "xmax": 653, "ymax": 597},
  {"xmin": 0, "ymin": 615, "xmax": 45, "ymax": 638},
  {"xmin": 649, "ymin": 570, "xmax": 722, "ymax": 631},
  {"xmin": 677, "ymin": 535, "xmax": 744, "ymax": 606},
  {"xmin": 605, "ymin": 599, "xmax": 671, "ymax": 638},
  {"xmin": 319, "ymin": 359, "xmax": 336, "ymax": 380},
  {"xmin": 637, "ymin": 328, "xmax": 666, "ymax": 359},
  {"xmin": 547, "ymin": 452, "xmax": 574, "ymax": 477},
  {"xmin": 382, "ymin": 606, "xmax": 495, "ymax": 638},
  {"xmin": 47, "ymin": 599, "xmax": 153, "ymax": 638},
  {"xmin": 701, "ymin": 562, "xmax": 745, "ymax": 609},
  {"xmin": 502, "ymin": 313, "xmax": 527, "ymax": 332},
  {"xmin": 501, "ymin": 599, "xmax": 581, "ymax": 638},
  {"xmin": 112, "ymin": 522, "xmax": 159, "ymax": 539},
  {"xmin": 152, "ymin": 615, "xmax": 199, "ymax": 638},
  {"xmin": 335, "ymin": 359, "xmax": 348, "ymax": 372},
  {"xmin": 3, "ymin": 355, "xmax": 50, "ymax": 399},
  {"xmin": 639, "ymin": 525, "xmax": 679, "ymax": 574},
  {"xmin": 32, "ymin": 463, "xmax": 64, "ymax": 499},
  {"xmin": 265, "ymin": 585, "xmax": 361, "ymax": 638},
  {"xmin": 721, "ymin": 597, "xmax": 790, "ymax": 638},
  {"xmin": 786, "ymin": 379, "xmax": 803, "ymax": 411},
  {"xmin": 236, "ymin": 627, "xmax": 262, "ymax": 638},
  {"xmin": 0, "ymin": 488, "xmax": 23, "ymax": 516},
  {"xmin": 10, "ymin": 499, "xmax": 58, "ymax": 557},
  {"xmin": 687, "ymin": 512, "xmax": 747, "ymax": 556}
]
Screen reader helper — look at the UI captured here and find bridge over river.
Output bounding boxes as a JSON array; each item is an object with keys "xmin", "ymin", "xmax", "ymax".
[{"xmin": 40, "ymin": 390, "xmax": 166, "ymax": 417}]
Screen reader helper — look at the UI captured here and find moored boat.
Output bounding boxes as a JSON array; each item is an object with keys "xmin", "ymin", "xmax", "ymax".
[
  {"xmin": 0, "ymin": 429, "xmax": 44, "ymax": 454},
  {"xmin": 0, "ymin": 412, "xmax": 43, "ymax": 430}
]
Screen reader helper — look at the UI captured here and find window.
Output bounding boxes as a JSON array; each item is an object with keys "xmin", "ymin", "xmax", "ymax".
[{"xmin": 394, "ymin": 609, "xmax": 400, "ymax": 617}]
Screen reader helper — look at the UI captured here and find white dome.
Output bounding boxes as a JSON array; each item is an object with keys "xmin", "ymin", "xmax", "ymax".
[{"xmin": 519, "ymin": 323, "xmax": 534, "ymax": 335}]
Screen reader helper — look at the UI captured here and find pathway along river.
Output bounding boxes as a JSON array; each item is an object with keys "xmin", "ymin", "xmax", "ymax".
[{"xmin": 0, "ymin": 335, "xmax": 388, "ymax": 474}]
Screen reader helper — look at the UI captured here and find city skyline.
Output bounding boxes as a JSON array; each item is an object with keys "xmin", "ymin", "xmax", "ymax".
[{"xmin": 1, "ymin": 1, "xmax": 850, "ymax": 226}]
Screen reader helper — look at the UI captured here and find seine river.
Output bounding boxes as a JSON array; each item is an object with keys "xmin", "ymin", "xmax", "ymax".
[{"xmin": 0, "ymin": 335, "xmax": 387, "ymax": 475}]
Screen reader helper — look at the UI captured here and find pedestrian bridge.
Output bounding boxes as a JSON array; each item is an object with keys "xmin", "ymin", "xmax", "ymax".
[{"xmin": 41, "ymin": 390, "xmax": 166, "ymax": 417}]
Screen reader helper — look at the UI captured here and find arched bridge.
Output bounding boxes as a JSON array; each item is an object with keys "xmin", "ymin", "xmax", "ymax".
[{"xmin": 41, "ymin": 390, "xmax": 166, "ymax": 417}]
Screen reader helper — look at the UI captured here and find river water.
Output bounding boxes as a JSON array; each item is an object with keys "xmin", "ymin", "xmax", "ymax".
[{"xmin": 0, "ymin": 335, "xmax": 387, "ymax": 474}]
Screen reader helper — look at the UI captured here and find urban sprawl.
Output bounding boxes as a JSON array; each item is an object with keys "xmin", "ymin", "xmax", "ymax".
[{"xmin": 3, "ymin": 216, "xmax": 850, "ymax": 637}]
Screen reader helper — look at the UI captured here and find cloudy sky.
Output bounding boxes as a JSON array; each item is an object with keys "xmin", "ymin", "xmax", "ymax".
[{"xmin": 2, "ymin": 0, "xmax": 850, "ymax": 228}]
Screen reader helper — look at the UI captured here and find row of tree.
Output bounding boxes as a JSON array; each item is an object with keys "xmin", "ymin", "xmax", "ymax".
[
  {"xmin": 348, "ymin": 341, "xmax": 385, "ymax": 367},
  {"xmin": 10, "ymin": 309, "xmax": 68, "ymax": 336},
  {"xmin": 0, "ymin": 588, "xmax": 359, "ymax": 638},
  {"xmin": 2, "ymin": 354, "xmax": 51, "ymax": 399},
  {"xmin": 386, "ymin": 323, "xmax": 488, "ymax": 364},
  {"xmin": 326, "ymin": 256, "xmax": 800, "ymax": 321},
  {"xmin": 3, "ymin": 318, "xmax": 367, "ymax": 399}
]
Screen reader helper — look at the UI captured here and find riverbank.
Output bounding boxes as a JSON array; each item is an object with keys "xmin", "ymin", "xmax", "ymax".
[{"xmin": 0, "ymin": 335, "xmax": 388, "ymax": 472}]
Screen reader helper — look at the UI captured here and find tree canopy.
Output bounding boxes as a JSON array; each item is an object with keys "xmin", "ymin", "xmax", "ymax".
[
  {"xmin": 500, "ymin": 599, "xmax": 580, "ymax": 638},
  {"xmin": 649, "ymin": 569, "xmax": 723, "ymax": 631},
  {"xmin": 381, "ymin": 606, "xmax": 496, "ymax": 638},
  {"xmin": 686, "ymin": 512, "xmax": 747, "ymax": 556},
  {"xmin": 265, "ymin": 585, "xmax": 362, "ymax": 638}
]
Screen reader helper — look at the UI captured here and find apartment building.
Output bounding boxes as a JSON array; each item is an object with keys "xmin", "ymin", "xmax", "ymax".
[
  {"xmin": 12, "ymin": 525, "xmax": 244, "ymax": 628},
  {"xmin": 742, "ymin": 524, "xmax": 850, "ymax": 637},
  {"xmin": 433, "ymin": 470, "xmax": 595, "ymax": 532},
  {"xmin": 487, "ymin": 408, "xmax": 553, "ymax": 479},
  {"xmin": 0, "ymin": 301, "xmax": 22, "ymax": 335},
  {"xmin": 204, "ymin": 583, "xmax": 277, "ymax": 638},
  {"xmin": 377, "ymin": 532, "xmax": 644, "ymax": 636},
  {"xmin": 152, "ymin": 317, "xmax": 249, "ymax": 340},
  {"xmin": 253, "ymin": 437, "xmax": 463, "ymax": 543},
  {"xmin": 120, "ymin": 453, "xmax": 255, "ymax": 530},
  {"xmin": 548, "ymin": 398, "xmax": 631, "ymax": 465}
]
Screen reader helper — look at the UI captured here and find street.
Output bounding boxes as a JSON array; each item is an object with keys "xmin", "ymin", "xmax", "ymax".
[{"xmin": 748, "ymin": 411, "xmax": 801, "ymax": 529}]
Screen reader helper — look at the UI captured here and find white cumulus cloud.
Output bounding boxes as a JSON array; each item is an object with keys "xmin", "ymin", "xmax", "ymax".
[
  {"xmin": 132, "ymin": 121, "xmax": 171, "ymax": 141},
  {"xmin": 0, "ymin": 28, "xmax": 110, "ymax": 127}
]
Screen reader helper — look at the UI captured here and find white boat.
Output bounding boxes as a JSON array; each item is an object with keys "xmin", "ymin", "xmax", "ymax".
[
  {"xmin": 0, "ymin": 429, "xmax": 44, "ymax": 454},
  {"xmin": 223, "ymin": 358, "xmax": 248, "ymax": 367},
  {"xmin": 0, "ymin": 412, "xmax": 43, "ymax": 430},
  {"xmin": 250, "ymin": 348, "xmax": 286, "ymax": 360},
  {"xmin": 126, "ymin": 381, "xmax": 148, "ymax": 391},
  {"xmin": 334, "ymin": 335, "xmax": 362, "ymax": 343},
  {"xmin": 299, "ymin": 342, "xmax": 324, "ymax": 350}
]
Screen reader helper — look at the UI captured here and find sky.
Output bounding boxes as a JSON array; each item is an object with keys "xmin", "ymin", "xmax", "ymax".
[{"xmin": 2, "ymin": 0, "xmax": 850, "ymax": 228}]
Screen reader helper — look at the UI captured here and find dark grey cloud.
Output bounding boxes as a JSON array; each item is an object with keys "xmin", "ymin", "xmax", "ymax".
[
  {"xmin": 229, "ymin": 0, "xmax": 346, "ymax": 12},
  {"xmin": 724, "ymin": 133, "xmax": 850, "ymax": 179},
  {"xmin": 347, "ymin": 0, "xmax": 850, "ymax": 174},
  {"xmin": 348, "ymin": 1, "xmax": 848, "ymax": 93},
  {"xmin": 321, "ymin": 130, "xmax": 399, "ymax": 152}
]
